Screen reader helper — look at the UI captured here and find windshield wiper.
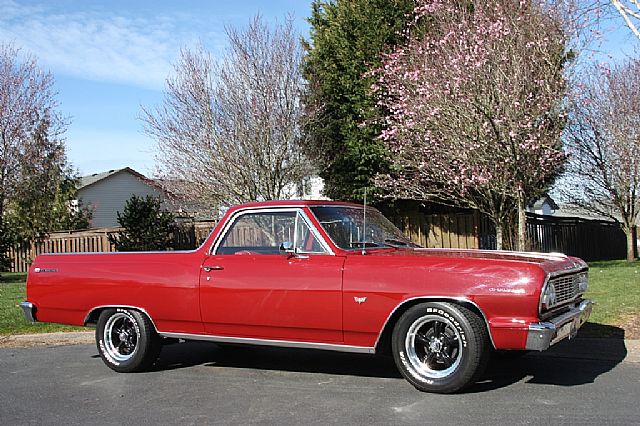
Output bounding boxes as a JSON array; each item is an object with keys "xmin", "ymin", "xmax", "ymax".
[
  {"xmin": 349, "ymin": 241, "xmax": 381, "ymax": 248},
  {"xmin": 383, "ymin": 239, "xmax": 410, "ymax": 247}
]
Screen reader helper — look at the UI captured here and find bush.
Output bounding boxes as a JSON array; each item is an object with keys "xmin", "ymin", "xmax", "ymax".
[{"xmin": 108, "ymin": 195, "xmax": 175, "ymax": 251}]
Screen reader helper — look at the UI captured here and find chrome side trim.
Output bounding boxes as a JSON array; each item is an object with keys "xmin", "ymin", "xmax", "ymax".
[
  {"xmin": 42, "ymin": 249, "xmax": 200, "ymax": 256},
  {"xmin": 157, "ymin": 332, "xmax": 375, "ymax": 354},
  {"xmin": 413, "ymin": 247, "xmax": 569, "ymax": 261},
  {"xmin": 83, "ymin": 305, "xmax": 159, "ymax": 330},
  {"xmin": 526, "ymin": 299, "xmax": 592, "ymax": 351},
  {"xmin": 20, "ymin": 302, "xmax": 36, "ymax": 323},
  {"xmin": 372, "ymin": 296, "xmax": 497, "ymax": 350}
]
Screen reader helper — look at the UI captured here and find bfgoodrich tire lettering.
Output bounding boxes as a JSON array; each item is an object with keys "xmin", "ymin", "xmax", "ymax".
[
  {"xmin": 96, "ymin": 308, "xmax": 161, "ymax": 373},
  {"xmin": 391, "ymin": 302, "xmax": 489, "ymax": 393}
]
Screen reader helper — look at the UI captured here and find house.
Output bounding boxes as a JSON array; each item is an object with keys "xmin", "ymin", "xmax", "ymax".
[
  {"xmin": 77, "ymin": 167, "xmax": 167, "ymax": 228},
  {"xmin": 290, "ymin": 176, "xmax": 328, "ymax": 201},
  {"xmin": 528, "ymin": 195, "xmax": 559, "ymax": 216}
]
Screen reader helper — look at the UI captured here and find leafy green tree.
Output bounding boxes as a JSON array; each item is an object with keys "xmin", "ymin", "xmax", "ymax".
[
  {"xmin": 302, "ymin": 0, "xmax": 414, "ymax": 201},
  {"xmin": 108, "ymin": 195, "xmax": 175, "ymax": 252}
]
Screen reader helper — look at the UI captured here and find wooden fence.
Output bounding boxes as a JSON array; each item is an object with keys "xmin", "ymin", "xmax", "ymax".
[
  {"xmin": 4, "ymin": 211, "xmax": 632, "ymax": 272},
  {"xmin": 6, "ymin": 221, "xmax": 218, "ymax": 273},
  {"xmin": 6, "ymin": 228, "xmax": 119, "ymax": 273},
  {"xmin": 394, "ymin": 211, "xmax": 481, "ymax": 249}
]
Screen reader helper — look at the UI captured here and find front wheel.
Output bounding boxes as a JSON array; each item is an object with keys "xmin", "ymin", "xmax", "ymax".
[
  {"xmin": 96, "ymin": 308, "xmax": 161, "ymax": 373},
  {"xmin": 391, "ymin": 302, "xmax": 489, "ymax": 393}
]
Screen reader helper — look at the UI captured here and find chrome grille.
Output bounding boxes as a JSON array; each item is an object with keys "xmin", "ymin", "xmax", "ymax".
[{"xmin": 549, "ymin": 272, "xmax": 586, "ymax": 305}]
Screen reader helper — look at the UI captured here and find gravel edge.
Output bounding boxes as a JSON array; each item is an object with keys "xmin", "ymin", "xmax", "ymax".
[{"xmin": 0, "ymin": 331, "xmax": 94, "ymax": 348}]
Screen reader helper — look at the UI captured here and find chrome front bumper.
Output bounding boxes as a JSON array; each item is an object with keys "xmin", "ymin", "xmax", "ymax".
[
  {"xmin": 20, "ymin": 302, "xmax": 36, "ymax": 323},
  {"xmin": 525, "ymin": 299, "xmax": 593, "ymax": 351}
]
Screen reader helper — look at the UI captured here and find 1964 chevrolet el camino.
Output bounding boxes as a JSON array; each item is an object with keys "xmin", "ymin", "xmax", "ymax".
[{"xmin": 21, "ymin": 200, "xmax": 592, "ymax": 393}]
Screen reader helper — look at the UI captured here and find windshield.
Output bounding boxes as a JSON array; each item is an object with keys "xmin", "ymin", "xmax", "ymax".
[{"xmin": 310, "ymin": 206, "xmax": 420, "ymax": 250}]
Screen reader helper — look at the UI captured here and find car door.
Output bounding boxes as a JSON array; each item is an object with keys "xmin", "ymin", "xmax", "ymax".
[{"xmin": 199, "ymin": 208, "xmax": 345, "ymax": 343}]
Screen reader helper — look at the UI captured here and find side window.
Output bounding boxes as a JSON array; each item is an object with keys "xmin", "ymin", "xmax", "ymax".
[
  {"xmin": 217, "ymin": 212, "xmax": 296, "ymax": 255},
  {"xmin": 295, "ymin": 213, "xmax": 327, "ymax": 254}
]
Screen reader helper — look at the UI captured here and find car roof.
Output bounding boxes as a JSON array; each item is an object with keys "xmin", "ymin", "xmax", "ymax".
[{"xmin": 229, "ymin": 200, "xmax": 363, "ymax": 210}]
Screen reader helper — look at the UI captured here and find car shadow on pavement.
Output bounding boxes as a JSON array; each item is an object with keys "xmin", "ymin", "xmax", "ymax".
[
  {"xmin": 467, "ymin": 323, "xmax": 628, "ymax": 393},
  {"xmin": 150, "ymin": 323, "xmax": 628, "ymax": 391},
  {"xmin": 153, "ymin": 341, "xmax": 403, "ymax": 379}
]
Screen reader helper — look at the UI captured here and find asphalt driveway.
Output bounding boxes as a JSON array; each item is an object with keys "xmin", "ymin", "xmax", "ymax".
[{"xmin": 1, "ymin": 337, "xmax": 639, "ymax": 425}]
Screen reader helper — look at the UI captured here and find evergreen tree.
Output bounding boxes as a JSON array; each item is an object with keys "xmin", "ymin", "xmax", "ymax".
[
  {"xmin": 108, "ymin": 195, "xmax": 175, "ymax": 252},
  {"xmin": 0, "ymin": 222, "xmax": 13, "ymax": 271},
  {"xmin": 302, "ymin": 0, "xmax": 414, "ymax": 201},
  {"xmin": 1, "ymin": 43, "xmax": 86, "ymax": 268},
  {"xmin": 4, "ymin": 116, "xmax": 91, "ymax": 241}
]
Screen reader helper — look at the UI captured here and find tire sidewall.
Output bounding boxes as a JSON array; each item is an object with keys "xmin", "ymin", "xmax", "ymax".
[
  {"xmin": 96, "ymin": 308, "xmax": 149, "ymax": 373},
  {"xmin": 392, "ymin": 302, "xmax": 480, "ymax": 393}
]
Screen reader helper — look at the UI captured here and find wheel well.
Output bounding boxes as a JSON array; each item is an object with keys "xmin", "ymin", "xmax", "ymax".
[
  {"xmin": 84, "ymin": 306, "xmax": 158, "ymax": 332},
  {"xmin": 84, "ymin": 308, "xmax": 102, "ymax": 327},
  {"xmin": 374, "ymin": 298, "xmax": 494, "ymax": 355}
]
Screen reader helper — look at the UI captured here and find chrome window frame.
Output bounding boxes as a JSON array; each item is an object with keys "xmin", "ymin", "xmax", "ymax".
[{"xmin": 210, "ymin": 207, "xmax": 334, "ymax": 256}]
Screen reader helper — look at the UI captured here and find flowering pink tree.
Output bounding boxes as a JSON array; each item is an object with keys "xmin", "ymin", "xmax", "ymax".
[{"xmin": 374, "ymin": 0, "xmax": 568, "ymax": 249}]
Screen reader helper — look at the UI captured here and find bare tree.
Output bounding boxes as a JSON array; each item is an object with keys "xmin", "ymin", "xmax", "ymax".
[
  {"xmin": 142, "ymin": 16, "xmax": 312, "ymax": 211},
  {"xmin": 0, "ymin": 43, "xmax": 70, "ymax": 263},
  {"xmin": 562, "ymin": 58, "xmax": 640, "ymax": 261},
  {"xmin": 373, "ymin": 0, "xmax": 568, "ymax": 250},
  {"xmin": 612, "ymin": 0, "xmax": 640, "ymax": 38}
]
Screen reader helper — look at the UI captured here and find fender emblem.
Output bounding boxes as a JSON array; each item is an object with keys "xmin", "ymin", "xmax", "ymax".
[
  {"xmin": 354, "ymin": 297, "xmax": 367, "ymax": 305},
  {"xmin": 33, "ymin": 267, "xmax": 58, "ymax": 273}
]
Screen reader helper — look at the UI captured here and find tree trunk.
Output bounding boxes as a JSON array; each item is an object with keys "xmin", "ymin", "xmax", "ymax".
[
  {"xmin": 516, "ymin": 188, "xmax": 527, "ymax": 252},
  {"xmin": 626, "ymin": 228, "xmax": 636, "ymax": 262},
  {"xmin": 495, "ymin": 223, "xmax": 503, "ymax": 251}
]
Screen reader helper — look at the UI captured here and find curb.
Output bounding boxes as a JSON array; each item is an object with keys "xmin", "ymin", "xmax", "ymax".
[{"xmin": 625, "ymin": 340, "xmax": 640, "ymax": 363}]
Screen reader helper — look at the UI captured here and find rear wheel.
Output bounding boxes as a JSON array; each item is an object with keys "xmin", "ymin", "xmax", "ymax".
[
  {"xmin": 96, "ymin": 308, "xmax": 161, "ymax": 372},
  {"xmin": 391, "ymin": 302, "xmax": 489, "ymax": 393}
]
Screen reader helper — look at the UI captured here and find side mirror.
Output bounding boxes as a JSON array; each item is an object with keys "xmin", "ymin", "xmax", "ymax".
[{"xmin": 279, "ymin": 241, "xmax": 294, "ymax": 255}]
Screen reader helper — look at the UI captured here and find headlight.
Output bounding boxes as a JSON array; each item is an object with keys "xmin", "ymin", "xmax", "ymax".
[
  {"xmin": 540, "ymin": 282, "xmax": 557, "ymax": 311},
  {"xmin": 576, "ymin": 272, "xmax": 588, "ymax": 293}
]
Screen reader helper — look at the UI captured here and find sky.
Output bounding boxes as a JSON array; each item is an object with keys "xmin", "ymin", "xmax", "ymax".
[{"xmin": 0, "ymin": 0, "xmax": 638, "ymax": 178}]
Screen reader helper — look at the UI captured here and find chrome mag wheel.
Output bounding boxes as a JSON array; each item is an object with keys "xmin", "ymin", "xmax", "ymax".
[
  {"xmin": 405, "ymin": 315, "xmax": 462, "ymax": 380},
  {"xmin": 103, "ymin": 312, "xmax": 140, "ymax": 362},
  {"xmin": 96, "ymin": 308, "xmax": 162, "ymax": 372}
]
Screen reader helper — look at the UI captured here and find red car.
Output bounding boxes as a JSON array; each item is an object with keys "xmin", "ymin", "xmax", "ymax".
[{"xmin": 21, "ymin": 200, "xmax": 592, "ymax": 393}]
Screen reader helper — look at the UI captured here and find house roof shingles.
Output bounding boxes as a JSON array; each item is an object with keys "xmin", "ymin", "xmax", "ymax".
[{"xmin": 78, "ymin": 167, "xmax": 152, "ymax": 190}]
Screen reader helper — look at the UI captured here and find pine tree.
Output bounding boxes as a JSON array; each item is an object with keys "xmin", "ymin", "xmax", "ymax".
[
  {"xmin": 108, "ymin": 195, "xmax": 175, "ymax": 251},
  {"xmin": 302, "ymin": 0, "xmax": 414, "ymax": 201}
]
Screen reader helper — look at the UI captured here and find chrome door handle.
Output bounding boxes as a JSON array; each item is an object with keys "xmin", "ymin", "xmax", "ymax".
[{"xmin": 203, "ymin": 265, "xmax": 224, "ymax": 272}]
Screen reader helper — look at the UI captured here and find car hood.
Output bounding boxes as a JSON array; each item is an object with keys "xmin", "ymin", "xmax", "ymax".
[{"xmin": 358, "ymin": 247, "xmax": 587, "ymax": 274}]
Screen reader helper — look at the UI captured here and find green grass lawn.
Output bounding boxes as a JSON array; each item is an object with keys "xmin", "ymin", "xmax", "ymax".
[
  {"xmin": 585, "ymin": 260, "xmax": 640, "ymax": 326},
  {"xmin": 0, "ymin": 272, "xmax": 84, "ymax": 335},
  {"xmin": 1, "ymin": 260, "xmax": 639, "ymax": 337}
]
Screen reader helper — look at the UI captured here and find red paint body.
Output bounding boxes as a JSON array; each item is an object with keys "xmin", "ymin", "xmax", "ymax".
[{"xmin": 26, "ymin": 200, "xmax": 588, "ymax": 351}]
